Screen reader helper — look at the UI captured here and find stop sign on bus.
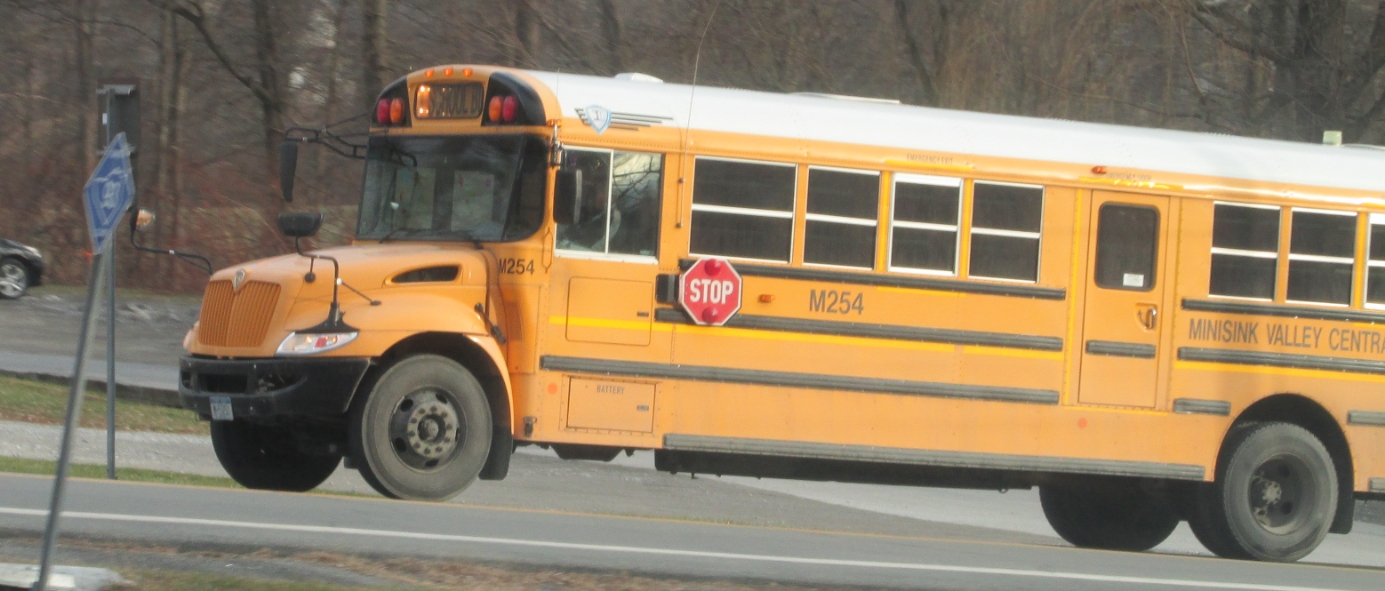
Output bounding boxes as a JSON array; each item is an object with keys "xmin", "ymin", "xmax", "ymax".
[{"xmin": 679, "ymin": 258, "xmax": 742, "ymax": 326}]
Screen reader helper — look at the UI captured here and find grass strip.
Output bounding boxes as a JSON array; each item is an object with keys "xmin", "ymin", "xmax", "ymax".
[
  {"xmin": 0, "ymin": 456, "xmax": 242, "ymax": 488},
  {"xmin": 0, "ymin": 456, "xmax": 371, "ymax": 498},
  {"xmin": 118, "ymin": 568, "xmax": 421, "ymax": 591},
  {"xmin": 0, "ymin": 374, "xmax": 207, "ymax": 434}
]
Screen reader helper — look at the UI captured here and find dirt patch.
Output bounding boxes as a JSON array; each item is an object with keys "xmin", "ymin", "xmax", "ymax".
[{"xmin": 0, "ymin": 533, "xmax": 852, "ymax": 591}]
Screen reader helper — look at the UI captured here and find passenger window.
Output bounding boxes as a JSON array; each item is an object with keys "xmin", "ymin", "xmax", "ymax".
[
  {"xmin": 889, "ymin": 174, "xmax": 960, "ymax": 274},
  {"xmin": 690, "ymin": 158, "xmax": 796, "ymax": 262},
  {"xmin": 608, "ymin": 152, "xmax": 663, "ymax": 256},
  {"xmin": 1367, "ymin": 214, "xmax": 1385, "ymax": 306},
  {"xmin": 1094, "ymin": 204, "xmax": 1158, "ymax": 291},
  {"xmin": 1287, "ymin": 209, "xmax": 1355, "ymax": 305},
  {"xmin": 1209, "ymin": 203, "xmax": 1279, "ymax": 300},
  {"xmin": 556, "ymin": 149, "xmax": 663, "ymax": 256},
  {"xmin": 804, "ymin": 168, "xmax": 879, "ymax": 269},
  {"xmin": 969, "ymin": 182, "xmax": 1043, "ymax": 281}
]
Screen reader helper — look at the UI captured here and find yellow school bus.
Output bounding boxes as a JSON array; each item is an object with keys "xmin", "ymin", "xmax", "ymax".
[{"xmin": 179, "ymin": 64, "xmax": 1385, "ymax": 562}]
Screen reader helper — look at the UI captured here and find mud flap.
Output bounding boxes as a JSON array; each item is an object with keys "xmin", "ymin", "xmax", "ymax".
[{"xmin": 479, "ymin": 428, "xmax": 512, "ymax": 480}]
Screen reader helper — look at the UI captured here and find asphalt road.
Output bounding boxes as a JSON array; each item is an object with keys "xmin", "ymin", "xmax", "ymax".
[{"xmin": 2, "ymin": 474, "xmax": 1384, "ymax": 591}]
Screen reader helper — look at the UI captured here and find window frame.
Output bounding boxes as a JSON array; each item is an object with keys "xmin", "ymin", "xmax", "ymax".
[
  {"xmin": 967, "ymin": 180, "xmax": 1045, "ymax": 284},
  {"xmin": 1207, "ymin": 201, "xmax": 1280, "ymax": 303},
  {"xmin": 1366, "ymin": 212, "xmax": 1385, "ymax": 310},
  {"xmin": 887, "ymin": 173, "xmax": 963, "ymax": 277},
  {"xmin": 554, "ymin": 145, "xmax": 661, "ymax": 264},
  {"xmin": 1285, "ymin": 207, "xmax": 1356, "ymax": 308},
  {"xmin": 803, "ymin": 165, "xmax": 881, "ymax": 271},
  {"xmin": 688, "ymin": 155, "xmax": 798, "ymax": 264},
  {"xmin": 1092, "ymin": 202, "xmax": 1160, "ymax": 292}
]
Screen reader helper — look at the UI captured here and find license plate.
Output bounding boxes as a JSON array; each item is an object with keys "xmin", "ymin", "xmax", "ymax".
[{"xmin": 210, "ymin": 397, "xmax": 233, "ymax": 421}]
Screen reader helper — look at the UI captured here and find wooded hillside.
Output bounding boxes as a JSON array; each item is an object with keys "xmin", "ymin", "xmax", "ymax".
[{"xmin": 2, "ymin": 0, "xmax": 1383, "ymax": 291}]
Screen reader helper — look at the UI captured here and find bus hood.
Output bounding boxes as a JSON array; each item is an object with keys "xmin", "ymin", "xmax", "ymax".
[{"xmin": 209, "ymin": 243, "xmax": 492, "ymax": 304}]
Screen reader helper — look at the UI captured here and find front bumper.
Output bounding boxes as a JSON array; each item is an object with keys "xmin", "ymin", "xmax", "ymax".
[{"xmin": 180, "ymin": 356, "xmax": 371, "ymax": 419}]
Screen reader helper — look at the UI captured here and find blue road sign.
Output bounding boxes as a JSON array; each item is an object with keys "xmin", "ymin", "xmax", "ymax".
[{"xmin": 83, "ymin": 133, "xmax": 135, "ymax": 255}]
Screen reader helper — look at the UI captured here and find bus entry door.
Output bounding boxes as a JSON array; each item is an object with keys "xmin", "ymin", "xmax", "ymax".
[{"xmin": 1077, "ymin": 192, "xmax": 1171, "ymax": 408}]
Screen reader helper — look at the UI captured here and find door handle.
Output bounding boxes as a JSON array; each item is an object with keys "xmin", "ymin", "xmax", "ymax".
[{"xmin": 1137, "ymin": 306, "xmax": 1158, "ymax": 330}]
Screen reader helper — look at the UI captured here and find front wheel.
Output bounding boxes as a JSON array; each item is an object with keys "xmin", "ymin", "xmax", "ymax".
[
  {"xmin": 211, "ymin": 421, "xmax": 340, "ymax": 492},
  {"xmin": 1189, "ymin": 422, "xmax": 1337, "ymax": 562},
  {"xmin": 349, "ymin": 354, "xmax": 492, "ymax": 501},
  {"xmin": 1039, "ymin": 478, "xmax": 1180, "ymax": 551},
  {"xmin": 0, "ymin": 258, "xmax": 29, "ymax": 299}
]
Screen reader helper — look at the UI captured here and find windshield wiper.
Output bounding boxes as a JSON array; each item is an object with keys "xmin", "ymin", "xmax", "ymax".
[{"xmin": 378, "ymin": 227, "xmax": 410, "ymax": 243}]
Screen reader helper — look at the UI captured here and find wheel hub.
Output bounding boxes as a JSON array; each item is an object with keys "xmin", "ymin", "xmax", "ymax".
[
  {"xmin": 0, "ymin": 263, "xmax": 25, "ymax": 298},
  {"xmin": 407, "ymin": 400, "xmax": 457, "ymax": 459},
  {"xmin": 389, "ymin": 388, "xmax": 464, "ymax": 469},
  {"xmin": 1249, "ymin": 457, "xmax": 1305, "ymax": 532}
]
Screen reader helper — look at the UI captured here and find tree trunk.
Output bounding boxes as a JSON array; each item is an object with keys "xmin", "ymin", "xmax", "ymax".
[
  {"xmin": 515, "ymin": 0, "xmax": 542, "ymax": 66},
  {"xmin": 598, "ymin": 0, "xmax": 622, "ymax": 73},
  {"xmin": 74, "ymin": 0, "xmax": 98, "ymax": 173},
  {"xmin": 362, "ymin": 0, "xmax": 389, "ymax": 105},
  {"xmin": 1286, "ymin": 0, "xmax": 1347, "ymax": 142}
]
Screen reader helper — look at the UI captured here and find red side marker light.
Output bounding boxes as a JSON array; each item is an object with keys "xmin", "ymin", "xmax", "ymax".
[
  {"xmin": 375, "ymin": 99, "xmax": 390, "ymax": 125},
  {"xmin": 502, "ymin": 96, "xmax": 518, "ymax": 123}
]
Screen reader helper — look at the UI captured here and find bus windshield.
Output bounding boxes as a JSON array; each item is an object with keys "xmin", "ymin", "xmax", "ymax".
[{"xmin": 357, "ymin": 134, "xmax": 546, "ymax": 242}]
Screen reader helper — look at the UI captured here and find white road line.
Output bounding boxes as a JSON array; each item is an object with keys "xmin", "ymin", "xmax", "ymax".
[{"xmin": 0, "ymin": 507, "xmax": 1360, "ymax": 591}]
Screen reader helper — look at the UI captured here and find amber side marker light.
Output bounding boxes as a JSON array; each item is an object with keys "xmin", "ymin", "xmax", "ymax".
[
  {"xmin": 443, "ymin": 67, "xmax": 454, "ymax": 77},
  {"xmin": 1092, "ymin": 165, "xmax": 1108, "ymax": 174},
  {"xmin": 462, "ymin": 68, "xmax": 473, "ymax": 77},
  {"xmin": 759, "ymin": 294, "xmax": 776, "ymax": 303}
]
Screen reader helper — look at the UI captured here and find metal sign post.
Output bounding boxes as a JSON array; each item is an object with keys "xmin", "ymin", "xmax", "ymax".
[
  {"xmin": 98, "ymin": 82, "xmax": 137, "ymax": 481},
  {"xmin": 33, "ymin": 133, "xmax": 134, "ymax": 591}
]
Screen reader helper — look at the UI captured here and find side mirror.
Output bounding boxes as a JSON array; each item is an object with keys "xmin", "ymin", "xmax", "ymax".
[
  {"xmin": 277, "ymin": 212, "xmax": 322, "ymax": 238},
  {"xmin": 279, "ymin": 141, "xmax": 299, "ymax": 203},
  {"xmin": 134, "ymin": 209, "xmax": 156, "ymax": 231},
  {"xmin": 553, "ymin": 168, "xmax": 582, "ymax": 225}
]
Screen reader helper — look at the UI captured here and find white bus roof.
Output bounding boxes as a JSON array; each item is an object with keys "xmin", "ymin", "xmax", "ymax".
[{"xmin": 528, "ymin": 70, "xmax": 1385, "ymax": 195}]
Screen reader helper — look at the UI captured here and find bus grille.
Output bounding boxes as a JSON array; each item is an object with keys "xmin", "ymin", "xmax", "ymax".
[{"xmin": 197, "ymin": 280, "xmax": 281, "ymax": 347}]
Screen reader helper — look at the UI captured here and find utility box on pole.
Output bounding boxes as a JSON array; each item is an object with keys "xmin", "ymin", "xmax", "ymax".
[{"xmin": 98, "ymin": 80, "xmax": 139, "ymax": 152}]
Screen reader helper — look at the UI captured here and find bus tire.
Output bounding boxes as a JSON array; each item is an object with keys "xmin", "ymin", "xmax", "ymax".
[
  {"xmin": 1039, "ymin": 478, "xmax": 1179, "ymax": 551},
  {"xmin": 211, "ymin": 421, "xmax": 340, "ymax": 492},
  {"xmin": 1190, "ymin": 422, "xmax": 1337, "ymax": 562},
  {"xmin": 349, "ymin": 354, "xmax": 491, "ymax": 501}
]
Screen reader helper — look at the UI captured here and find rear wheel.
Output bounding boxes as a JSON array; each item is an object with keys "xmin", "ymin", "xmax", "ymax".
[
  {"xmin": 1039, "ymin": 478, "xmax": 1179, "ymax": 551},
  {"xmin": 349, "ymin": 354, "xmax": 491, "ymax": 501},
  {"xmin": 211, "ymin": 421, "xmax": 340, "ymax": 492},
  {"xmin": 0, "ymin": 258, "xmax": 29, "ymax": 299},
  {"xmin": 1190, "ymin": 422, "xmax": 1337, "ymax": 562}
]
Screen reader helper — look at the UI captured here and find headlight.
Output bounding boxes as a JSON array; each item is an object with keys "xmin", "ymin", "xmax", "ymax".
[
  {"xmin": 277, "ymin": 331, "xmax": 358, "ymax": 355},
  {"xmin": 182, "ymin": 323, "xmax": 198, "ymax": 351}
]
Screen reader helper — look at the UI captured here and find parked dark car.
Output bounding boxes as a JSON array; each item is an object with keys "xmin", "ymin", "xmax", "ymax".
[{"xmin": 0, "ymin": 239, "xmax": 44, "ymax": 299}]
